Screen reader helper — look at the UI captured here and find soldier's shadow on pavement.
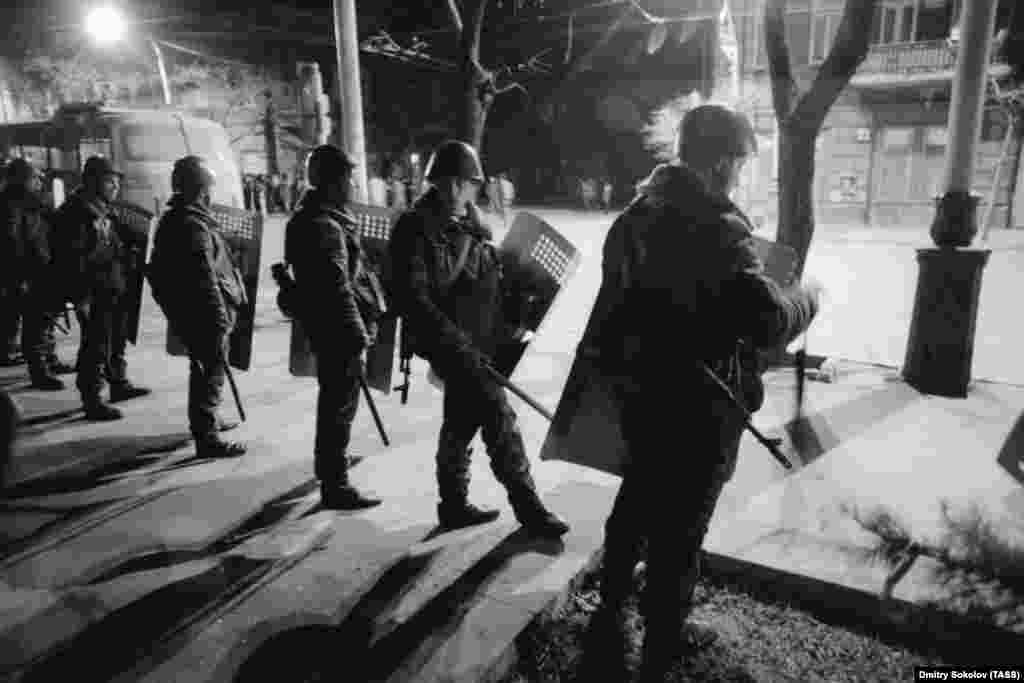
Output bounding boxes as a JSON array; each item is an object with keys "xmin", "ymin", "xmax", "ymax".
[
  {"xmin": 1, "ymin": 432, "xmax": 192, "ymax": 500},
  {"xmin": 231, "ymin": 527, "xmax": 565, "ymax": 683}
]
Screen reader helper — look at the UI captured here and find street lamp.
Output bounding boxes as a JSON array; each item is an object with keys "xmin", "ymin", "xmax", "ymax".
[{"xmin": 85, "ymin": 5, "xmax": 172, "ymax": 106}]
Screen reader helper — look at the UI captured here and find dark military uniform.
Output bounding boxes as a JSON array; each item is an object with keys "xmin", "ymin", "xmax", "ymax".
[
  {"xmin": 149, "ymin": 197, "xmax": 246, "ymax": 444},
  {"xmin": 389, "ymin": 188, "xmax": 553, "ymax": 527},
  {"xmin": 580, "ymin": 162, "xmax": 818, "ymax": 673},
  {"xmin": 1, "ymin": 181, "xmax": 63, "ymax": 386},
  {"xmin": 53, "ymin": 189, "xmax": 135, "ymax": 405},
  {"xmin": 285, "ymin": 189, "xmax": 380, "ymax": 486}
]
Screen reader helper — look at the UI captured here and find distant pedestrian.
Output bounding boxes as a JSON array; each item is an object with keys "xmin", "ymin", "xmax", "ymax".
[
  {"xmin": 243, "ymin": 175, "xmax": 254, "ymax": 212},
  {"xmin": 602, "ymin": 178, "xmax": 613, "ymax": 212}
]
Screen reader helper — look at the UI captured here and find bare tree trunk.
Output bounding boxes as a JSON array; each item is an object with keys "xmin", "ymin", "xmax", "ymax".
[
  {"xmin": 765, "ymin": 0, "xmax": 878, "ymax": 281},
  {"xmin": 451, "ymin": 0, "xmax": 493, "ymax": 151},
  {"xmin": 777, "ymin": 126, "xmax": 817, "ymax": 274}
]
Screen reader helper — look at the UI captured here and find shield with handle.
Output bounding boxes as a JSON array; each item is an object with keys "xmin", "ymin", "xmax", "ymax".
[
  {"xmin": 109, "ymin": 200, "xmax": 154, "ymax": 345},
  {"xmin": 540, "ymin": 234, "xmax": 799, "ymax": 477},
  {"xmin": 288, "ymin": 202, "xmax": 398, "ymax": 394},
  {"xmin": 165, "ymin": 203, "xmax": 263, "ymax": 371},
  {"xmin": 492, "ymin": 211, "xmax": 582, "ymax": 378}
]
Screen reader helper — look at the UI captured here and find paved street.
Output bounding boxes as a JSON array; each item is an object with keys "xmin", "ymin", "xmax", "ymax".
[{"xmin": 1, "ymin": 207, "xmax": 1022, "ymax": 681}]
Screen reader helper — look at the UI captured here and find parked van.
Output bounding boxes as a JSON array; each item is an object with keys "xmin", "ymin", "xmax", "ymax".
[{"xmin": 0, "ymin": 103, "xmax": 244, "ymax": 211}]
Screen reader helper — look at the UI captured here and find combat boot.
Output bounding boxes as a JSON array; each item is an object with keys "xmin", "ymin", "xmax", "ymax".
[
  {"xmin": 437, "ymin": 500, "xmax": 500, "ymax": 530},
  {"xmin": 637, "ymin": 619, "xmax": 717, "ymax": 682},
  {"xmin": 321, "ymin": 481, "xmax": 381, "ymax": 510},
  {"xmin": 508, "ymin": 484, "xmax": 570, "ymax": 538},
  {"xmin": 29, "ymin": 372, "xmax": 64, "ymax": 391},
  {"xmin": 109, "ymin": 381, "xmax": 152, "ymax": 403},
  {"xmin": 196, "ymin": 438, "xmax": 246, "ymax": 458},
  {"xmin": 83, "ymin": 399, "xmax": 123, "ymax": 421}
]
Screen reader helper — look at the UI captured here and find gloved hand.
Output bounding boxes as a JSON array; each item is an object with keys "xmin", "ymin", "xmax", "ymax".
[{"xmin": 75, "ymin": 299, "xmax": 91, "ymax": 319}]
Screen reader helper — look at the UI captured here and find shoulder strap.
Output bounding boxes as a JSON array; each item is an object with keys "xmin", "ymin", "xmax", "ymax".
[{"xmin": 440, "ymin": 232, "xmax": 473, "ymax": 293}]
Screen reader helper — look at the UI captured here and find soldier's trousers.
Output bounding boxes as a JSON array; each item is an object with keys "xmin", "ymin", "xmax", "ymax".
[
  {"xmin": 184, "ymin": 330, "xmax": 232, "ymax": 443},
  {"xmin": 75, "ymin": 294, "xmax": 129, "ymax": 400},
  {"xmin": 600, "ymin": 390, "xmax": 743, "ymax": 648},
  {"xmin": 313, "ymin": 351, "xmax": 361, "ymax": 485},
  {"xmin": 21, "ymin": 287, "xmax": 59, "ymax": 378},
  {"xmin": 435, "ymin": 363, "xmax": 537, "ymax": 507}
]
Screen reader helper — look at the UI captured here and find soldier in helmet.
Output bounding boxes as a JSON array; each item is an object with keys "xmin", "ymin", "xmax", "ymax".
[
  {"xmin": 284, "ymin": 145, "xmax": 382, "ymax": 510},
  {"xmin": 389, "ymin": 139, "xmax": 569, "ymax": 538},
  {"xmin": 577, "ymin": 105, "xmax": 822, "ymax": 680},
  {"xmin": 148, "ymin": 156, "xmax": 246, "ymax": 457},
  {"xmin": 52, "ymin": 156, "xmax": 151, "ymax": 420},
  {"xmin": 0, "ymin": 158, "xmax": 70, "ymax": 388}
]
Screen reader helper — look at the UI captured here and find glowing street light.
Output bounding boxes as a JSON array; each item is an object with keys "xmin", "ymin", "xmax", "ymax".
[
  {"xmin": 84, "ymin": 5, "xmax": 172, "ymax": 106},
  {"xmin": 85, "ymin": 6, "xmax": 125, "ymax": 45}
]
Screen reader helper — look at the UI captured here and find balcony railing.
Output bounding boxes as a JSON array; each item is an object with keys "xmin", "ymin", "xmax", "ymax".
[{"xmin": 852, "ymin": 40, "xmax": 1009, "ymax": 87}]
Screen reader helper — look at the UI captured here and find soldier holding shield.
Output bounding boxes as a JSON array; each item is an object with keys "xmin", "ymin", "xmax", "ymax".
[
  {"xmin": 148, "ymin": 157, "xmax": 245, "ymax": 458},
  {"xmin": 577, "ymin": 105, "xmax": 821, "ymax": 680},
  {"xmin": 283, "ymin": 145, "xmax": 382, "ymax": 510},
  {"xmin": 388, "ymin": 140, "xmax": 569, "ymax": 538},
  {"xmin": 53, "ymin": 157, "xmax": 151, "ymax": 420}
]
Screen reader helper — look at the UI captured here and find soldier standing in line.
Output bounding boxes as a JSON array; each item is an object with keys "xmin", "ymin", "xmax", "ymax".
[
  {"xmin": 284, "ymin": 145, "xmax": 382, "ymax": 510},
  {"xmin": 388, "ymin": 140, "xmax": 569, "ymax": 537},
  {"xmin": 147, "ymin": 157, "xmax": 246, "ymax": 457},
  {"xmin": 1, "ymin": 159, "xmax": 71, "ymax": 390},
  {"xmin": 53, "ymin": 157, "xmax": 150, "ymax": 420},
  {"xmin": 577, "ymin": 105, "xmax": 822, "ymax": 681}
]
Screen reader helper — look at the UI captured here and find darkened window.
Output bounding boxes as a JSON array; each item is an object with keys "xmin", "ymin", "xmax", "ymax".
[{"xmin": 916, "ymin": 0, "xmax": 953, "ymax": 41}]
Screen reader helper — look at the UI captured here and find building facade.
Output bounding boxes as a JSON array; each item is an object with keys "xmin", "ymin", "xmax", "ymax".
[{"xmin": 731, "ymin": 0, "xmax": 1021, "ymax": 230}]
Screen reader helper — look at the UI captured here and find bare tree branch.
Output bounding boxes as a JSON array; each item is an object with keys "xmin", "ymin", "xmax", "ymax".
[
  {"xmin": 765, "ymin": 0, "xmax": 799, "ymax": 122},
  {"xmin": 793, "ymin": 0, "xmax": 879, "ymax": 129},
  {"xmin": 462, "ymin": 0, "xmax": 490, "ymax": 65},
  {"xmin": 445, "ymin": 0, "xmax": 464, "ymax": 34}
]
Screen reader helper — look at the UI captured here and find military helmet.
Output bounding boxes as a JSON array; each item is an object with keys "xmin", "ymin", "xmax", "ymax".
[
  {"xmin": 82, "ymin": 156, "xmax": 122, "ymax": 185},
  {"xmin": 425, "ymin": 140, "xmax": 484, "ymax": 183},
  {"xmin": 5, "ymin": 158, "xmax": 38, "ymax": 187},
  {"xmin": 171, "ymin": 155, "xmax": 216, "ymax": 194},
  {"xmin": 306, "ymin": 145, "xmax": 355, "ymax": 189},
  {"xmin": 676, "ymin": 105, "xmax": 757, "ymax": 170}
]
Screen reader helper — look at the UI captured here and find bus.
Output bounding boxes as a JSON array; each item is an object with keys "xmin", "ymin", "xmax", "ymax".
[{"xmin": 0, "ymin": 103, "xmax": 245, "ymax": 212}]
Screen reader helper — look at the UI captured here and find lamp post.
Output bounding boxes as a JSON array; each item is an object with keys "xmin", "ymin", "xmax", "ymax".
[
  {"xmin": 902, "ymin": 0, "xmax": 999, "ymax": 397},
  {"xmin": 86, "ymin": 5, "xmax": 172, "ymax": 106}
]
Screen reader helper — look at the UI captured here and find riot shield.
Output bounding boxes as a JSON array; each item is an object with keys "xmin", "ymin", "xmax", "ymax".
[
  {"xmin": 493, "ymin": 212, "xmax": 582, "ymax": 378},
  {"xmin": 288, "ymin": 202, "xmax": 398, "ymax": 393},
  {"xmin": 540, "ymin": 235, "xmax": 800, "ymax": 477},
  {"xmin": 165, "ymin": 204, "xmax": 263, "ymax": 371},
  {"xmin": 110, "ymin": 201, "xmax": 154, "ymax": 345}
]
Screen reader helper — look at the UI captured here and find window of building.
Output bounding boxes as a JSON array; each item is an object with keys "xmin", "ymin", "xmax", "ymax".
[
  {"xmin": 916, "ymin": 0, "xmax": 954, "ymax": 41},
  {"xmin": 872, "ymin": 0, "xmax": 918, "ymax": 45}
]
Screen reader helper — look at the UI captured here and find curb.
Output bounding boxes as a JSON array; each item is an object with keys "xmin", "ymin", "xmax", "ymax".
[{"xmin": 702, "ymin": 551, "xmax": 1024, "ymax": 664}]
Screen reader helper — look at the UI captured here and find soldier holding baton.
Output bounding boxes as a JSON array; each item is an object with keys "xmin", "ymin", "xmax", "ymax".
[
  {"xmin": 148, "ymin": 157, "xmax": 245, "ymax": 458},
  {"xmin": 388, "ymin": 140, "xmax": 568, "ymax": 538},
  {"xmin": 577, "ymin": 105, "xmax": 822, "ymax": 681},
  {"xmin": 283, "ymin": 145, "xmax": 382, "ymax": 510}
]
